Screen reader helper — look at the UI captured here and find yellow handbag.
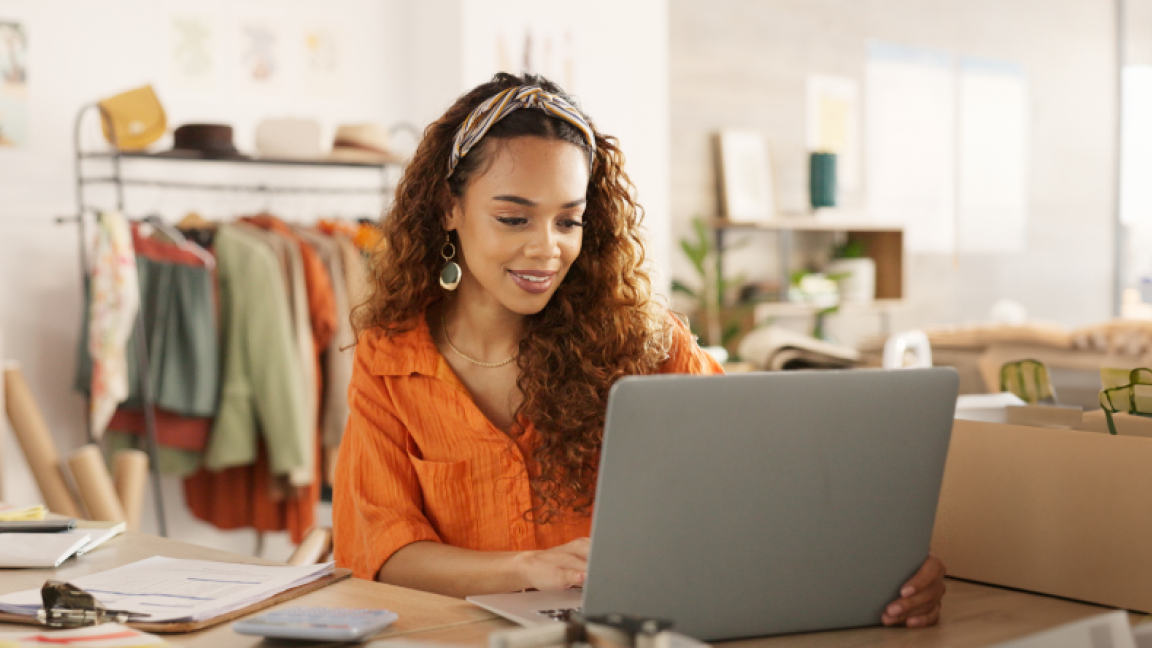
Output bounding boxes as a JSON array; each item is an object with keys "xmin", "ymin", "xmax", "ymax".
[{"xmin": 97, "ymin": 85, "xmax": 167, "ymax": 151}]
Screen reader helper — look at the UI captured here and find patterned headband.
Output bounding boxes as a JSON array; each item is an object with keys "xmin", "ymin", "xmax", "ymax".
[{"xmin": 447, "ymin": 85, "xmax": 597, "ymax": 178}]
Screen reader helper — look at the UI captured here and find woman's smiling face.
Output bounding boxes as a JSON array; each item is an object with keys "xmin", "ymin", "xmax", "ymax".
[{"xmin": 446, "ymin": 136, "xmax": 589, "ymax": 316}]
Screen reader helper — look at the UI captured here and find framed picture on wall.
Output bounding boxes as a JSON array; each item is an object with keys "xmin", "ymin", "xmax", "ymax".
[{"xmin": 716, "ymin": 129, "xmax": 776, "ymax": 222}]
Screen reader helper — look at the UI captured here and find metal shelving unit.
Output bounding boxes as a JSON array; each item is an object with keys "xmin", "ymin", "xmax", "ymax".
[{"xmin": 66, "ymin": 102, "xmax": 400, "ymax": 536}]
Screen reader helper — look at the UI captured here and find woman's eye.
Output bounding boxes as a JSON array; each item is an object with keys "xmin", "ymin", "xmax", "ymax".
[
  {"xmin": 559, "ymin": 219, "xmax": 585, "ymax": 230},
  {"xmin": 496, "ymin": 216, "xmax": 528, "ymax": 227}
]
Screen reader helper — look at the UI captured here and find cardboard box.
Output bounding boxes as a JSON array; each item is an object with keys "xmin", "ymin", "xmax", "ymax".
[{"xmin": 933, "ymin": 419, "xmax": 1152, "ymax": 613}]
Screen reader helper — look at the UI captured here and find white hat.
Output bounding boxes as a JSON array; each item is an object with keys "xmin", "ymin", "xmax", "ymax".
[{"xmin": 255, "ymin": 118, "xmax": 323, "ymax": 160}]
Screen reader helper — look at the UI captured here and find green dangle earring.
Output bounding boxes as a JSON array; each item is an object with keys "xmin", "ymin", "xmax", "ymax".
[{"xmin": 439, "ymin": 233, "xmax": 461, "ymax": 290}]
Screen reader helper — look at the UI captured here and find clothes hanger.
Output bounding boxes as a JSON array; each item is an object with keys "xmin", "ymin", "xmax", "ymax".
[
  {"xmin": 178, "ymin": 211, "xmax": 213, "ymax": 230},
  {"xmin": 142, "ymin": 213, "xmax": 216, "ymax": 270}
]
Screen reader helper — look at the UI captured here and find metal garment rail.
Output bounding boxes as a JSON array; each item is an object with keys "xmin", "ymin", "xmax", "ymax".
[{"xmin": 66, "ymin": 102, "xmax": 398, "ymax": 538}]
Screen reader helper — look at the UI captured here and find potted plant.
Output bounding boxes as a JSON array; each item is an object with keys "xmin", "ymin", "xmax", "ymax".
[
  {"xmin": 671, "ymin": 218, "xmax": 757, "ymax": 355},
  {"xmin": 825, "ymin": 239, "xmax": 875, "ymax": 304}
]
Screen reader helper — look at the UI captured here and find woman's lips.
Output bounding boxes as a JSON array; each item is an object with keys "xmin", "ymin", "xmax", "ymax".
[{"xmin": 508, "ymin": 270, "xmax": 556, "ymax": 294}]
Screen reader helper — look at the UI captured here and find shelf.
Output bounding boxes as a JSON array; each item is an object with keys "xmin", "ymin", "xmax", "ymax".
[
  {"xmin": 76, "ymin": 150, "xmax": 400, "ymax": 196},
  {"xmin": 753, "ymin": 299, "xmax": 907, "ymax": 319},
  {"xmin": 711, "ymin": 218, "xmax": 902, "ymax": 233},
  {"xmin": 80, "ymin": 151, "xmax": 399, "ymax": 169}
]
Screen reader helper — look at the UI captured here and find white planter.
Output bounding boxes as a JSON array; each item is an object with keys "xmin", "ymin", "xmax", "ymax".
[{"xmin": 826, "ymin": 257, "xmax": 876, "ymax": 304}]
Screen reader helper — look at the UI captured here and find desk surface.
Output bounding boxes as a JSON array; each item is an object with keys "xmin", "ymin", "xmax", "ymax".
[{"xmin": 0, "ymin": 532, "xmax": 1132, "ymax": 647}]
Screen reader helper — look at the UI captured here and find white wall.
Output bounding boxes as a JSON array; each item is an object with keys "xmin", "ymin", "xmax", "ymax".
[
  {"xmin": 455, "ymin": 0, "xmax": 673, "ymax": 290},
  {"xmin": 669, "ymin": 0, "xmax": 1117, "ymax": 341},
  {"xmin": 0, "ymin": 0, "xmax": 406, "ymax": 559}
]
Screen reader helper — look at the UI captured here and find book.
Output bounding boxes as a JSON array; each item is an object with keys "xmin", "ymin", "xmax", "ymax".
[
  {"xmin": 0, "ymin": 532, "xmax": 92, "ymax": 568},
  {"xmin": 737, "ymin": 326, "xmax": 860, "ymax": 371}
]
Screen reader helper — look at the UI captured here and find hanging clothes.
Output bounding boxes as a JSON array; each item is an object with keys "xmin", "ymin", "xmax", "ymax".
[
  {"xmin": 76, "ymin": 220, "xmax": 219, "ymax": 475},
  {"xmin": 324, "ymin": 231, "xmax": 369, "ymax": 483},
  {"xmin": 230, "ymin": 220, "xmax": 318, "ymax": 488},
  {"xmin": 184, "ymin": 218, "xmax": 333, "ymax": 543},
  {"xmin": 293, "ymin": 227, "xmax": 353, "ymax": 454},
  {"xmin": 87, "ymin": 211, "xmax": 140, "ymax": 438}
]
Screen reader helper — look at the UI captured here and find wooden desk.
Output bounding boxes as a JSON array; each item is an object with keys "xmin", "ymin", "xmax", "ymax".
[{"xmin": 0, "ymin": 532, "xmax": 1134, "ymax": 647}]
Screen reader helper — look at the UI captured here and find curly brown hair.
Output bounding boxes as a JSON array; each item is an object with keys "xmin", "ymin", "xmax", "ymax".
[{"xmin": 354, "ymin": 72, "xmax": 672, "ymax": 521}]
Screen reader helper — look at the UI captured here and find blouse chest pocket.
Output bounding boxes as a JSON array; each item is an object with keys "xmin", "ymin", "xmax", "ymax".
[{"xmin": 405, "ymin": 435, "xmax": 480, "ymax": 547}]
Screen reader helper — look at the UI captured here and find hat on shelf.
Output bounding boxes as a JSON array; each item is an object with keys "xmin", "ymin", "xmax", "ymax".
[
  {"xmin": 157, "ymin": 124, "xmax": 247, "ymax": 159},
  {"xmin": 97, "ymin": 85, "xmax": 167, "ymax": 152},
  {"xmin": 327, "ymin": 123, "xmax": 404, "ymax": 165},
  {"xmin": 255, "ymin": 118, "xmax": 323, "ymax": 160}
]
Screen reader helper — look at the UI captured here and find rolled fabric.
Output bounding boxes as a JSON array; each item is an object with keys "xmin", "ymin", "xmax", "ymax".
[
  {"xmin": 287, "ymin": 527, "xmax": 332, "ymax": 566},
  {"xmin": 3, "ymin": 363, "xmax": 82, "ymax": 517},
  {"xmin": 68, "ymin": 444, "xmax": 126, "ymax": 523},
  {"xmin": 113, "ymin": 449, "xmax": 149, "ymax": 531}
]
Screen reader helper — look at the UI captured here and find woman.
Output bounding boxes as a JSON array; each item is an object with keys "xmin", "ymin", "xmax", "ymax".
[{"xmin": 333, "ymin": 73, "xmax": 945, "ymax": 628}]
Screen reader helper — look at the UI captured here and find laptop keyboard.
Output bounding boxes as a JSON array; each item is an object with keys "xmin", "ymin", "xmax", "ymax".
[{"xmin": 534, "ymin": 607, "xmax": 582, "ymax": 621}]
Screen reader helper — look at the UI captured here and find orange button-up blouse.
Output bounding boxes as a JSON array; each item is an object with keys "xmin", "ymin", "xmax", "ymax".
[{"xmin": 333, "ymin": 312, "xmax": 723, "ymax": 581}]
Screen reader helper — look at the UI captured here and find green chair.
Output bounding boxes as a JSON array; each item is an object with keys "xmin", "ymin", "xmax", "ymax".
[
  {"xmin": 1099, "ymin": 368, "xmax": 1152, "ymax": 436},
  {"xmin": 1000, "ymin": 359, "xmax": 1057, "ymax": 405}
]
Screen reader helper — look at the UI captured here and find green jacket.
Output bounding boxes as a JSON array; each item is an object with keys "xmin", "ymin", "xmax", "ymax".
[{"xmin": 205, "ymin": 224, "xmax": 309, "ymax": 475}]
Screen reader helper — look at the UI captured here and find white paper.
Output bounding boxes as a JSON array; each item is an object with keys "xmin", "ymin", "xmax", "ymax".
[
  {"xmin": 954, "ymin": 392, "xmax": 1028, "ymax": 423},
  {"xmin": 0, "ymin": 556, "xmax": 334, "ymax": 623},
  {"xmin": 956, "ymin": 393, "xmax": 1028, "ymax": 409},
  {"xmin": 957, "ymin": 58, "xmax": 1028, "ymax": 253},
  {"xmin": 0, "ymin": 532, "xmax": 91, "ymax": 568},
  {"xmin": 865, "ymin": 41, "xmax": 956, "ymax": 254}
]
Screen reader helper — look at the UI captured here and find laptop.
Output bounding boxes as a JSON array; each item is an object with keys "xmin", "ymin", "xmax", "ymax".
[{"xmin": 468, "ymin": 368, "xmax": 959, "ymax": 641}]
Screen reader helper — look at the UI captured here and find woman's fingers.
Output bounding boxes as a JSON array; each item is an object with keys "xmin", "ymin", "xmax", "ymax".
[
  {"xmin": 882, "ymin": 580, "xmax": 945, "ymax": 626},
  {"xmin": 565, "ymin": 569, "xmax": 587, "ymax": 588},
  {"xmin": 901, "ymin": 555, "xmax": 946, "ymax": 597},
  {"xmin": 560, "ymin": 537, "xmax": 591, "ymax": 559},
  {"xmin": 905, "ymin": 604, "xmax": 941, "ymax": 628}
]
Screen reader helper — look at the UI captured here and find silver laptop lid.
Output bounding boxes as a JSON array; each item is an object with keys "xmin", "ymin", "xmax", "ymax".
[{"xmin": 583, "ymin": 368, "xmax": 958, "ymax": 641}]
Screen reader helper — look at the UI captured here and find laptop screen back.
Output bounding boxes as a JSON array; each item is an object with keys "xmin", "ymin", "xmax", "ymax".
[{"xmin": 583, "ymin": 368, "xmax": 958, "ymax": 641}]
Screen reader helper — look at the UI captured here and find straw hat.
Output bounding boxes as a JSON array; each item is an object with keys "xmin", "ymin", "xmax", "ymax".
[{"xmin": 327, "ymin": 123, "xmax": 404, "ymax": 164}]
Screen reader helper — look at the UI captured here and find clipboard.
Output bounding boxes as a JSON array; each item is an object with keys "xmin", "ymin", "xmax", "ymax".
[{"xmin": 0, "ymin": 568, "xmax": 352, "ymax": 634}]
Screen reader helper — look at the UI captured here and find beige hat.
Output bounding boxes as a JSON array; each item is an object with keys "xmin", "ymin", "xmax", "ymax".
[{"xmin": 327, "ymin": 123, "xmax": 404, "ymax": 164}]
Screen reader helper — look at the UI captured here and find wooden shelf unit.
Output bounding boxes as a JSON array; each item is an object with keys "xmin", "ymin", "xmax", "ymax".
[{"xmin": 711, "ymin": 218, "xmax": 905, "ymax": 307}]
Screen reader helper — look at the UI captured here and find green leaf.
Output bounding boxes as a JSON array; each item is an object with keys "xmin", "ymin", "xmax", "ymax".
[
  {"xmin": 721, "ymin": 320, "xmax": 743, "ymax": 347},
  {"xmin": 680, "ymin": 239, "xmax": 706, "ymax": 276},
  {"xmin": 671, "ymin": 279, "xmax": 698, "ymax": 298}
]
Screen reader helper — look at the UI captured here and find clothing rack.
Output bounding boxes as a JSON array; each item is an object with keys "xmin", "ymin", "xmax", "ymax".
[{"xmin": 65, "ymin": 102, "xmax": 400, "ymax": 538}]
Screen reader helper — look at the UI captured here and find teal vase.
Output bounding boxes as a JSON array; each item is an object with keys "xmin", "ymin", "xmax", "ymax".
[{"xmin": 809, "ymin": 152, "xmax": 837, "ymax": 209}]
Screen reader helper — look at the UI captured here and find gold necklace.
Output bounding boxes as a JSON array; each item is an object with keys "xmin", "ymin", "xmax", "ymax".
[{"xmin": 441, "ymin": 311, "xmax": 517, "ymax": 368}]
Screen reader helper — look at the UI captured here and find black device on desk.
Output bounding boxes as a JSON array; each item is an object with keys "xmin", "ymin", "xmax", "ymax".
[{"xmin": 0, "ymin": 519, "xmax": 75, "ymax": 533}]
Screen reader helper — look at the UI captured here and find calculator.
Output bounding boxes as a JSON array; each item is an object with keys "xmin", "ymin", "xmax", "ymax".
[{"xmin": 232, "ymin": 607, "xmax": 399, "ymax": 642}]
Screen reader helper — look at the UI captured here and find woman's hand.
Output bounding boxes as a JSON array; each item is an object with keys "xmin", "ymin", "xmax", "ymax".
[
  {"xmin": 511, "ymin": 537, "xmax": 590, "ymax": 591},
  {"xmin": 881, "ymin": 554, "xmax": 946, "ymax": 628}
]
